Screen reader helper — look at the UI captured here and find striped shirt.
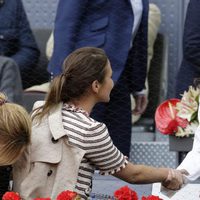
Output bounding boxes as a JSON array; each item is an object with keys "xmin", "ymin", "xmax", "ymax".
[{"xmin": 62, "ymin": 104, "xmax": 128, "ymax": 199}]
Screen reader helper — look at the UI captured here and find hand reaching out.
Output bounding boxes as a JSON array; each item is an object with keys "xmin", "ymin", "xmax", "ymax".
[
  {"xmin": 162, "ymin": 169, "xmax": 187, "ymax": 190},
  {"xmin": 179, "ymin": 169, "xmax": 189, "ymax": 176}
]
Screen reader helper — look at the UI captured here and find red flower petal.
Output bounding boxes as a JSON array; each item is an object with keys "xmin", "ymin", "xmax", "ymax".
[
  {"xmin": 56, "ymin": 190, "xmax": 78, "ymax": 200},
  {"xmin": 142, "ymin": 195, "xmax": 163, "ymax": 200},
  {"xmin": 2, "ymin": 192, "xmax": 21, "ymax": 200},
  {"xmin": 114, "ymin": 186, "xmax": 138, "ymax": 200},
  {"xmin": 176, "ymin": 116, "xmax": 189, "ymax": 128},
  {"xmin": 155, "ymin": 99, "xmax": 181, "ymax": 135}
]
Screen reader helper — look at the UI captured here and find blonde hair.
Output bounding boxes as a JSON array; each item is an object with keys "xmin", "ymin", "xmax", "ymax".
[{"xmin": 0, "ymin": 93, "xmax": 31, "ymax": 166}]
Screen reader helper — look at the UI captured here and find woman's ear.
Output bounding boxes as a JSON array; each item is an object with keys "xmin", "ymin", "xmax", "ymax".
[{"xmin": 92, "ymin": 80, "xmax": 100, "ymax": 93}]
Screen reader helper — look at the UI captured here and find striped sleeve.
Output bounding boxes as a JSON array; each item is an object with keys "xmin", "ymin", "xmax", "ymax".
[{"xmin": 85, "ymin": 122, "xmax": 128, "ymax": 175}]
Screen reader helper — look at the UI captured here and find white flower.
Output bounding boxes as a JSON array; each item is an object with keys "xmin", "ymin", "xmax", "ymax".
[
  {"xmin": 175, "ymin": 126, "xmax": 187, "ymax": 137},
  {"xmin": 185, "ymin": 120, "xmax": 199, "ymax": 135},
  {"xmin": 175, "ymin": 121, "xmax": 198, "ymax": 137},
  {"xmin": 189, "ymin": 86, "xmax": 200, "ymax": 99},
  {"xmin": 176, "ymin": 86, "xmax": 199, "ymax": 122}
]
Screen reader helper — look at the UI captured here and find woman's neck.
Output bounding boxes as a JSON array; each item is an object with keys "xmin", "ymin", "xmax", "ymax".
[{"xmin": 68, "ymin": 97, "xmax": 96, "ymax": 115}]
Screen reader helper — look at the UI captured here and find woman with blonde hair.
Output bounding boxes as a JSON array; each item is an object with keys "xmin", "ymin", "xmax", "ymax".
[
  {"xmin": 0, "ymin": 93, "xmax": 31, "ymax": 198},
  {"xmin": 14, "ymin": 47, "xmax": 184, "ymax": 200}
]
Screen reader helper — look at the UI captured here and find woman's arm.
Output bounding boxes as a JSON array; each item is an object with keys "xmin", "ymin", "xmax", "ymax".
[
  {"xmin": 86, "ymin": 123, "xmax": 184, "ymax": 190},
  {"xmin": 113, "ymin": 162, "xmax": 184, "ymax": 190}
]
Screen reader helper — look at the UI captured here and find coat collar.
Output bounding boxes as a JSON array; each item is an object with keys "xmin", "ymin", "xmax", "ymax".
[
  {"xmin": 48, "ymin": 103, "xmax": 67, "ymax": 140},
  {"xmin": 33, "ymin": 101, "xmax": 66, "ymax": 140}
]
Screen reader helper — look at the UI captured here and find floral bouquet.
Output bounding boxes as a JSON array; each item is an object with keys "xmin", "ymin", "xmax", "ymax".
[
  {"xmin": 155, "ymin": 86, "xmax": 200, "ymax": 137},
  {"xmin": 2, "ymin": 190, "xmax": 81, "ymax": 200},
  {"xmin": 2, "ymin": 186, "xmax": 162, "ymax": 200},
  {"xmin": 114, "ymin": 186, "xmax": 162, "ymax": 200}
]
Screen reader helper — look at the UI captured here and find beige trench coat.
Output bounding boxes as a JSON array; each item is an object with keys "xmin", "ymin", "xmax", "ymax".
[{"xmin": 13, "ymin": 102, "xmax": 86, "ymax": 200}]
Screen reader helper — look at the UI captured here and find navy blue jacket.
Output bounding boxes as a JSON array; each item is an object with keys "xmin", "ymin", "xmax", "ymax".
[
  {"xmin": 176, "ymin": 0, "xmax": 200, "ymax": 97},
  {"xmin": 0, "ymin": 0, "xmax": 40, "ymax": 71},
  {"xmin": 49, "ymin": 0, "xmax": 148, "ymax": 93}
]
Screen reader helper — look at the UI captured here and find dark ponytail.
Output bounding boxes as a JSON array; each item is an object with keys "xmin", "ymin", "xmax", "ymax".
[{"xmin": 33, "ymin": 47, "xmax": 108, "ymax": 122}]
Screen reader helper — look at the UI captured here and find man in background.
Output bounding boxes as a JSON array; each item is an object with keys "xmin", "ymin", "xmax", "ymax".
[
  {"xmin": 0, "ymin": 0, "xmax": 40, "ymax": 89},
  {"xmin": 175, "ymin": 0, "xmax": 200, "ymax": 97},
  {"xmin": 48, "ymin": 0, "xmax": 149, "ymax": 156}
]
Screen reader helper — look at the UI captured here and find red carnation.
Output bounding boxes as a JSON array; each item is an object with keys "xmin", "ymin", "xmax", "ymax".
[
  {"xmin": 141, "ymin": 195, "xmax": 163, "ymax": 200},
  {"xmin": 114, "ymin": 186, "xmax": 138, "ymax": 200},
  {"xmin": 33, "ymin": 198, "xmax": 51, "ymax": 200},
  {"xmin": 155, "ymin": 98, "xmax": 188, "ymax": 135},
  {"xmin": 2, "ymin": 191, "xmax": 21, "ymax": 200},
  {"xmin": 56, "ymin": 190, "xmax": 79, "ymax": 200}
]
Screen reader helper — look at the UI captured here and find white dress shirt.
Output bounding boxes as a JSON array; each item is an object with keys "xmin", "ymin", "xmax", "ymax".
[
  {"xmin": 130, "ymin": 0, "xmax": 145, "ymax": 94},
  {"xmin": 177, "ymin": 102, "xmax": 200, "ymax": 181},
  {"xmin": 130, "ymin": 0, "xmax": 143, "ymax": 45}
]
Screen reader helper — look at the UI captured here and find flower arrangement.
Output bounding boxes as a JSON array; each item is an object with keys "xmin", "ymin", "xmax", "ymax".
[
  {"xmin": 155, "ymin": 86, "xmax": 200, "ymax": 137},
  {"xmin": 3, "ymin": 186, "xmax": 162, "ymax": 200},
  {"xmin": 114, "ymin": 186, "xmax": 138, "ymax": 200},
  {"xmin": 56, "ymin": 191, "xmax": 80, "ymax": 200},
  {"xmin": 114, "ymin": 186, "xmax": 162, "ymax": 200},
  {"xmin": 141, "ymin": 196, "xmax": 162, "ymax": 200},
  {"xmin": 2, "ymin": 190, "xmax": 80, "ymax": 200},
  {"xmin": 2, "ymin": 192, "xmax": 21, "ymax": 200}
]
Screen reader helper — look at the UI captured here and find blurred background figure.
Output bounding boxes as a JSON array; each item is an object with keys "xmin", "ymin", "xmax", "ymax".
[
  {"xmin": 131, "ymin": 3, "xmax": 161, "ymax": 123},
  {"xmin": 0, "ymin": 56, "xmax": 22, "ymax": 103},
  {"xmin": 175, "ymin": 0, "xmax": 200, "ymax": 97},
  {"xmin": 48, "ymin": 0, "xmax": 149, "ymax": 156},
  {"xmin": 0, "ymin": 0, "xmax": 40, "ymax": 89}
]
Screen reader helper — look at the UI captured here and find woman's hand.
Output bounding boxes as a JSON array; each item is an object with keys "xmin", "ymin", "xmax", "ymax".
[{"xmin": 162, "ymin": 169, "xmax": 185, "ymax": 190}]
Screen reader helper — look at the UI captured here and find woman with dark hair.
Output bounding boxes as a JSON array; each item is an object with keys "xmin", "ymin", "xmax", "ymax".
[
  {"xmin": 48, "ymin": 0, "xmax": 149, "ymax": 156},
  {"xmin": 14, "ymin": 47, "xmax": 184, "ymax": 200}
]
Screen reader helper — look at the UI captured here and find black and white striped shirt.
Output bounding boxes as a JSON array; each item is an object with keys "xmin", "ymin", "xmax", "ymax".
[{"xmin": 62, "ymin": 104, "xmax": 128, "ymax": 199}]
